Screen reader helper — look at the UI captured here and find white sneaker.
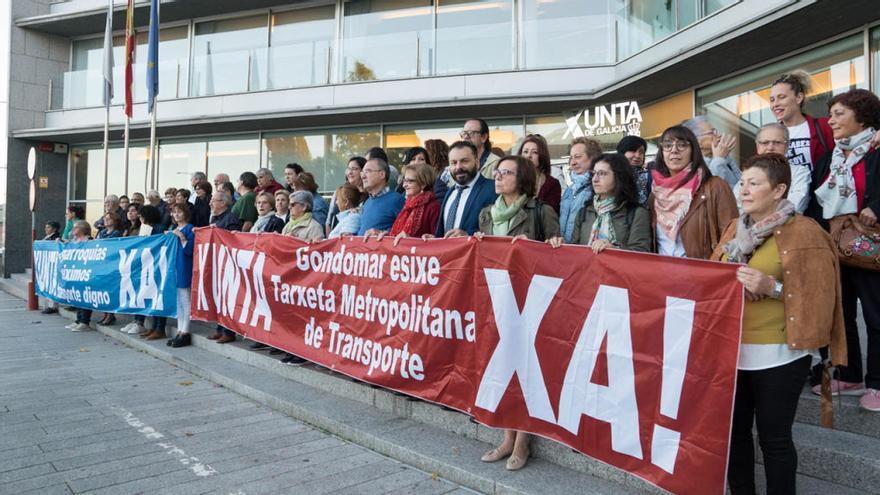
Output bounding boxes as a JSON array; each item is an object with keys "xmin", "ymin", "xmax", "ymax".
[
  {"xmin": 125, "ymin": 324, "xmax": 146, "ymax": 335},
  {"xmin": 120, "ymin": 322, "xmax": 135, "ymax": 332},
  {"xmin": 71, "ymin": 323, "xmax": 92, "ymax": 332},
  {"xmin": 64, "ymin": 322, "xmax": 78, "ymax": 329}
]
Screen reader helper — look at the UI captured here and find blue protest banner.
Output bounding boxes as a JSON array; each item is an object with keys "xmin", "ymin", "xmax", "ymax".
[{"xmin": 33, "ymin": 234, "xmax": 179, "ymax": 317}]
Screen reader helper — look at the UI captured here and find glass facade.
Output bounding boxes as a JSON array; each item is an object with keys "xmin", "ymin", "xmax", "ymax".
[
  {"xmin": 263, "ymin": 127, "xmax": 381, "ymax": 193},
  {"xmin": 191, "ymin": 15, "xmax": 268, "ymax": 97},
  {"xmin": 64, "ymin": 26, "xmax": 188, "ymax": 109},
  {"xmin": 57, "ymin": 1, "xmax": 740, "ymax": 109},
  {"xmin": 696, "ymin": 35, "xmax": 866, "ymax": 160},
  {"xmin": 270, "ymin": 6, "xmax": 337, "ymax": 89},
  {"xmin": 384, "ymin": 119, "xmax": 522, "ymax": 166},
  {"xmin": 522, "ymin": 0, "xmax": 614, "ymax": 68},
  {"xmin": 435, "ymin": 0, "xmax": 513, "ymax": 74}
]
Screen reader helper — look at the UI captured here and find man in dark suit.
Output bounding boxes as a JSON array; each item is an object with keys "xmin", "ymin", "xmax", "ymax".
[
  {"xmin": 433, "ymin": 141, "xmax": 498, "ymax": 238},
  {"xmin": 207, "ymin": 191, "xmax": 242, "ymax": 344}
]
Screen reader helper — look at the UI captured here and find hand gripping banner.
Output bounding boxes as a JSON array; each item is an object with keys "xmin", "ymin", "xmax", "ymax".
[
  {"xmin": 192, "ymin": 227, "xmax": 743, "ymax": 495},
  {"xmin": 34, "ymin": 234, "xmax": 179, "ymax": 317}
]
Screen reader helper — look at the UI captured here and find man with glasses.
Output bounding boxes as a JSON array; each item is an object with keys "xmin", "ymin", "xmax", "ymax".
[
  {"xmin": 683, "ymin": 116, "xmax": 741, "ymax": 189},
  {"xmin": 207, "ymin": 191, "xmax": 242, "ymax": 344},
  {"xmin": 434, "ymin": 141, "xmax": 497, "ymax": 238},
  {"xmin": 461, "ymin": 118, "xmax": 502, "ymax": 179},
  {"xmin": 730, "ymin": 123, "xmax": 811, "ymax": 214},
  {"xmin": 357, "ymin": 157, "xmax": 405, "ymax": 236}
]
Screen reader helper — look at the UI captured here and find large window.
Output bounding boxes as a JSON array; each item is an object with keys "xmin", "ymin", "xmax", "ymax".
[
  {"xmin": 65, "ymin": 26, "xmax": 188, "ymax": 109},
  {"xmin": 69, "ymin": 144, "xmax": 151, "ymax": 224},
  {"xmin": 191, "ymin": 15, "xmax": 268, "ymax": 96},
  {"xmin": 873, "ymin": 27, "xmax": 880, "ymax": 94},
  {"xmin": 696, "ymin": 35, "xmax": 866, "ymax": 161},
  {"xmin": 616, "ymin": 0, "xmax": 675, "ymax": 60},
  {"xmin": 435, "ymin": 0, "xmax": 513, "ymax": 74},
  {"xmin": 342, "ymin": 0, "xmax": 433, "ymax": 81},
  {"xmin": 157, "ymin": 141, "xmax": 207, "ymax": 194},
  {"xmin": 263, "ymin": 127, "xmax": 380, "ymax": 194},
  {"xmin": 206, "ymin": 136, "xmax": 262, "ymax": 185},
  {"xmin": 270, "ymin": 6, "xmax": 337, "ymax": 89},
  {"xmin": 522, "ymin": 0, "xmax": 614, "ymax": 68}
]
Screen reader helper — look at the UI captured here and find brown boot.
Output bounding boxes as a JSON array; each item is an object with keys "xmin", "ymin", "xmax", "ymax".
[
  {"xmin": 138, "ymin": 329, "xmax": 152, "ymax": 338},
  {"xmin": 207, "ymin": 334, "xmax": 221, "ymax": 340},
  {"xmin": 146, "ymin": 330, "xmax": 166, "ymax": 340},
  {"xmin": 215, "ymin": 335, "xmax": 236, "ymax": 344}
]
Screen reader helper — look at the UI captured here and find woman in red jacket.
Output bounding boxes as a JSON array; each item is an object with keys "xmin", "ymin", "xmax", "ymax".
[{"xmin": 390, "ymin": 163, "xmax": 441, "ymax": 238}]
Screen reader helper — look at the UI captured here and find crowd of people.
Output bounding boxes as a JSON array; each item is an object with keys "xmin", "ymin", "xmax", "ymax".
[{"xmin": 40, "ymin": 70, "xmax": 880, "ymax": 492}]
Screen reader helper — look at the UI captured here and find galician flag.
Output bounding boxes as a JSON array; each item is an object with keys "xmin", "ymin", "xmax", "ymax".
[{"xmin": 102, "ymin": 0, "xmax": 114, "ymax": 109}]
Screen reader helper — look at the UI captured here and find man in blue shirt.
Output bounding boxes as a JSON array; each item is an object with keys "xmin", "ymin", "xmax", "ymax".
[{"xmin": 358, "ymin": 157, "xmax": 404, "ymax": 236}]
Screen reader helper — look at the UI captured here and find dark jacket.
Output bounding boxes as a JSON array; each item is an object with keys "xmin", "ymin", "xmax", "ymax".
[
  {"xmin": 210, "ymin": 208, "xmax": 243, "ymax": 231},
  {"xmin": 807, "ymin": 147, "xmax": 880, "ymax": 230},
  {"xmin": 191, "ymin": 196, "xmax": 211, "ymax": 227},
  {"xmin": 571, "ymin": 202, "xmax": 652, "ymax": 252},
  {"xmin": 436, "ymin": 175, "xmax": 498, "ymax": 237},
  {"xmin": 155, "ymin": 200, "xmax": 172, "ymax": 232},
  {"xmin": 478, "ymin": 197, "xmax": 560, "ymax": 241},
  {"xmin": 257, "ymin": 215, "xmax": 286, "ymax": 234},
  {"xmin": 537, "ymin": 175, "xmax": 562, "ymax": 214}
]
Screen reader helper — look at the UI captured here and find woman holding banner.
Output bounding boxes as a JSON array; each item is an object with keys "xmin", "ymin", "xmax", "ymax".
[
  {"xmin": 548, "ymin": 153, "xmax": 651, "ymax": 253},
  {"xmin": 650, "ymin": 125, "xmax": 738, "ymax": 259},
  {"xmin": 168, "ymin": 203, "xmax": 194, "ymax": 348},
  {"xmin": 475, "ymin": 155, "xmax": 559, "ymax": 471},
  {"xmin": 95, "ymin": 212, "xmax": 123, "ymax": 326},
  {"xmin": 711, "ymin": 153, "xmax": 845, "ymax": 494}
]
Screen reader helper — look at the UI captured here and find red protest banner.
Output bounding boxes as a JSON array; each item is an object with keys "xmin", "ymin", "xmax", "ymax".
[{"xmin": 191, "ymin": 227, "xmax": 742, "ymax": 495}]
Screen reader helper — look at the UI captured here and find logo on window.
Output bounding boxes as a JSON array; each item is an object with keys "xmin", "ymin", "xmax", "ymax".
[{"xmin": 564, "ymin": 101, "xmax": 643, "ymax": 139}]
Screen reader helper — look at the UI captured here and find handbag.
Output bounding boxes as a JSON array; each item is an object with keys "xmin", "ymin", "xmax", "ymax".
[{"xmin": 829, "ymin": 214, "xmax": 880, "ymax": 271}]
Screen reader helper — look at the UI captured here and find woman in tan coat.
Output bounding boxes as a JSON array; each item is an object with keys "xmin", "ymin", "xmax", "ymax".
[
  {"xmin": 711, "ymin": 153, "xmax": 845, "ymax": 494},
  {"xmin": 651, "ymin": 125, "xmax": 738, "ymax": 259}
]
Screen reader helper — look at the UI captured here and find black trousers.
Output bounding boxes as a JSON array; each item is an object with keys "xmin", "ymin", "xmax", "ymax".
[
  {"xmin": 728, "ymin": 355, "xmax": 810, "ymax": 495},
  {"xmin": 837, "ymin": 266, "xmax": 880, "ymax": 388},
  {"xmin": 215, "ymin": 324, "xmax": 235, "ymax": 337}
]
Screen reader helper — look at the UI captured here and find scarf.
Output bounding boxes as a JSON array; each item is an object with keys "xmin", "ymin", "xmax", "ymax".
[
  {"xmin": 815, "ymin": 127, "xmax": 876, "ymax": 219},
  {"xmin": 283, "ymin": 212, "xmax": 313, "ymax": 235},
  {"xmin": 490, "ymin": 194, "xmax": 528, "ymax": 236},
  {"xmin": 390, "ymin": 191, "xmax": 435, "ymax": 236},
  {"xmin": 651, "ymin": 166, "xmax": 703, "ymax": 242},
  {"xmin": 589, "ymin": 197, "xmax": 618, "ymax": 247},
  {"xmin": 723, "ymin": 199, "xmax": 796, "ymax": 263},
  {"xmin": 252, "ymin": 211, "xmax": 276, "ymax": 232},
  {"xmin": 633, "ymin": 166, "xmax": 651, "ymax": 206}
]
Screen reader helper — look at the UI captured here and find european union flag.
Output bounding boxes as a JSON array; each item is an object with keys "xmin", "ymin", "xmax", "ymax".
[{"xmin": 146, "ymin": 0, "xmax": 159, "ymax": 114}]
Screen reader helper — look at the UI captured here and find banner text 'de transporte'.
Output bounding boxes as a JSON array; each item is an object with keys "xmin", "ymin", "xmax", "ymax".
[
  {"xmin": 191, "ymin": 227, "xmax": 743, "ymax": 495},
  {"xmin": 34, "ymin": 234, "xmax": 179, "ymax": 317}
]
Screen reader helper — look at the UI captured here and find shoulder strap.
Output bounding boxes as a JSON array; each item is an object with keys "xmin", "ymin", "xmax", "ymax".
[
  {"xmin": 812, "ymin": 116, "xmax": 829, "ymax": 155},
  {"xmin": 533, "ymin": 200, "xmax": 545, "ymax": 242}
]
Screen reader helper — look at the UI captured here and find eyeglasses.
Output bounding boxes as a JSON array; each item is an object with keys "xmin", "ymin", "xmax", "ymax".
[
  {"xmin": 402, "ymin": 178, "xmax": 418, "ymax": 184},
  {"xmin": 593, "ymin": 170, "xmax": 611, "ymax": 178},
  {"xmin": 460, "ymin": 130, "xmax": 482, "ymax": 139},
  {"xmin": 661, "ymin": 141, "xmax": 691, "ymax": 151},
  {"xmin": 346, "ymin": 166, "xmax": 362, "ymax": 172},
  {"xmin": 757, "ymin": 139, "xmax": 788, "ymax": 147},
  {"xmin": 493, "ymin": 169, "xmax": 516, "ymax": 178},
  {"xmin": 361, "ymin": 169, "xmax": 381, "ymax": 174},
  {"xmin": 569, "ymin": 153, "xmax": 586, "ymax": 161}
]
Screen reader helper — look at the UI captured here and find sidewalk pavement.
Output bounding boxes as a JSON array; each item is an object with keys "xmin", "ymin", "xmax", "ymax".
[{"xmin": 0, "ymin": 292, "xmax": 471, "ymax": 495}]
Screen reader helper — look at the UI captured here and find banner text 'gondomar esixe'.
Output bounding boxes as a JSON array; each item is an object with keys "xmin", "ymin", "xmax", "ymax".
[
  {"xmin": 34, "ymin": 234, "xmax": 179, "ymax": 317},
  {"xmin": 193, "ymin": 227, "xmax": 742, "ymax": 495}
]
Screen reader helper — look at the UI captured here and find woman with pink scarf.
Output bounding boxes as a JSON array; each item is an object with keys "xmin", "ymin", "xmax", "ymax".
[{"xmin": 650, "ymin": 125, "xmax": 738, "ymax": 260}]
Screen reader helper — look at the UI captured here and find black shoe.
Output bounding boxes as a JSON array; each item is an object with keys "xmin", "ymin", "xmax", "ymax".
[
  {"xmin": 166, "ymin": 339, "xmax": 173, "ymax": 347},
  {"xmin": 280, "ymin": 354, "xmax": 307, "ymax": 366},
  {"xmin": 41, "ymin": 307, "xmax": 58, "ymax": 315},
  {"xmin": 269, "ymin": 348, "xmax": 284, "ymax": 355},
  {"xmin": 249, "ymin": 342, "xmax": 269, "ymax": 350},
  {"xmin": 171, "ymin": 333, "xmax": 191, "ymax": 348}
]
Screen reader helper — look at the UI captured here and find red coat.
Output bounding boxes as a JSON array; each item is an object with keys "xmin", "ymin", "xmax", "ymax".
[
  {"xmin": 255, "ymin": 180, "xmax": 284, "ymax": 195},
  {"xmin": 806, "ymin": 114, "xmax": 834, "ymax": 166},
  {"xmin": 537, "ymin": 175, "xmax": 562, "ymax": 214}
]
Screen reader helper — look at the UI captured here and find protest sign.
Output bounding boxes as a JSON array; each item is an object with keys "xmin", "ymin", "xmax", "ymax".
[
  {"xmin": 192, "ymin": 227, "xmax": 742, "ymax": 495},
  {"xmin": 34, "ymin": 234, "xmax": 179, "ymax": 317}
]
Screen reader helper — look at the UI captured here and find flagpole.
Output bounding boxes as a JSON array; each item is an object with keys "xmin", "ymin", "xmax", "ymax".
[
  {"xmin": 149, "ymin": 101, "xmax": 157, "ymax": 190},
  {"xmin": 103, "ymin": 104, "xmax": 110, "ymax": 197},
  {"xmin": 123, "ymin": 116, "xmax": 130, "ymax": 193}
]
